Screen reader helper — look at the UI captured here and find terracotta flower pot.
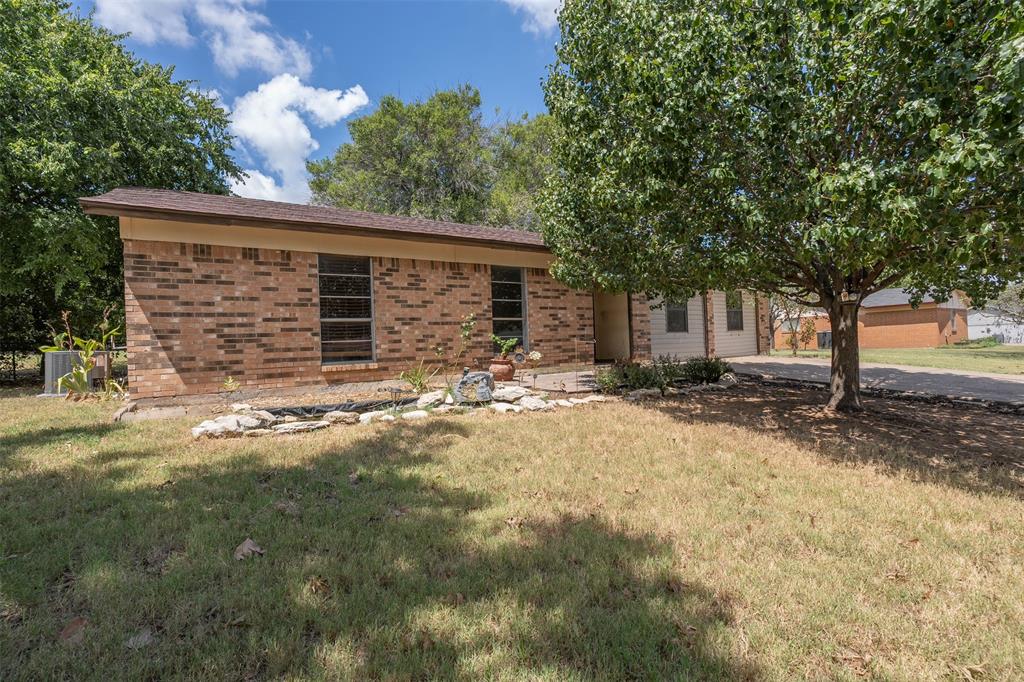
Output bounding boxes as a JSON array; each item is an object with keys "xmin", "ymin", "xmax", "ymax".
[{"xmin": 488, "ymin": 358, "xmax": 515, "ymax": 381}]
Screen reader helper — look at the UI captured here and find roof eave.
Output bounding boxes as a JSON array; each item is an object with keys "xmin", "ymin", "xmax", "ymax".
[{"xmin": 79, "ymin": 198, "xmax": 551, "ymax": 254}]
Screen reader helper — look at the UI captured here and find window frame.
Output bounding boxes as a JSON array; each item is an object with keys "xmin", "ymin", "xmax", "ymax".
[
  {"xmin": 490, "ymin": 265, "xmax": 528, "ymax": 351},
  {"xmin": 725, "ymin": 291, "xmax": 745, "ymax": 332},
  {"xmin": 318, "ymin": 254, "xmax": 375, "ymax": 365},
  {"xmin": 665, "ymin": 301, "xmax": 689, "ymax": 333}
]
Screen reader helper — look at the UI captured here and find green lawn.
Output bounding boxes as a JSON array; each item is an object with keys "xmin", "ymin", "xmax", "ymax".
[
  {"xmin": 772, "ymin": 343, "xmax": 1024, "ymax": 375},
  {"xmin": 2, "ymin": 388, "xmax": 1023, "ymax": 679}
]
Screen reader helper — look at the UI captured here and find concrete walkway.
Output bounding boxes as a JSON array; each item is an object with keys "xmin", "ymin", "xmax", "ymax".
[{"xmin": 728, "ymin": 355, "xmax": 1024, "ymax": 404}]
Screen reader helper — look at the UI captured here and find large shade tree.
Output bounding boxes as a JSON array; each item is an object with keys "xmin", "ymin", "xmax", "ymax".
[
  {"xmin": 542, "ymin": 0, "xmax": 1024, "ymax": 410},
  {"xmin": 0, "ymin": 0, "xmax": 241, "ymax": 347}
]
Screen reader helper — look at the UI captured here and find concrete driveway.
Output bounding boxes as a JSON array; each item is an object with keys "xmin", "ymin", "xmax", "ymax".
[{"xmin": 728, "ymin": 355, "xmax": 1024, "ymax": 404}]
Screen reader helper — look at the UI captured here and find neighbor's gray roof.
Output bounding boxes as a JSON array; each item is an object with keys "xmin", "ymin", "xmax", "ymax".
[
  {"xmin": 80, "ymin": 187, "xmax": 548, "ymax": 252},
  {"xmin": 861, "ymin": 288, "xmax": 937, "ymax": 308}
]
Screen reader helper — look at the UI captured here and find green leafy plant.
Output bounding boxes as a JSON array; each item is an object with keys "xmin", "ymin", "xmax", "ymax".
[
  {"xmin": 434, "ymin": 313, "xmax": 478, "ymax": 394},
  {"xmin": 102, "ymin": 378, "xmax": 128, "ymax": 401},
  {"xmin": 490, "ymin": 334, "xmax": 518, "ymax": 359},
  {"xmin": 39, "ymin": 312, "xmax": 120, "ymax": 399},
  {"xmin": 222, "ymin": 376, "xmax": 240, "ymax": 392},
  {"xmin": 399, "ymin": 360, "xmax": 439, "ymax": 394}
]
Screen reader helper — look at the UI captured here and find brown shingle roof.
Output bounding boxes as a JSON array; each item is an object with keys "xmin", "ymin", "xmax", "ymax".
[{"xmin": 79, "ymin": 187, "xmax": 548, "ymax": 252}]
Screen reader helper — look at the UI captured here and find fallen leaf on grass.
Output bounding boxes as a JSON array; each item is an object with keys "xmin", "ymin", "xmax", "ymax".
[
  {"xmin": 125, "ymin": 628, "xmax": 154, "ymax": 650},
  {"xmin": 505, "ymin": 516, "xmax": 525, "ymax": 529},
  {"xmin": 307, "ymin": 576, "xmax": 330, "ymax": 597},
  {"xmin": 273, "ymin": 500, "xmax": 300, "ymax": 517},
  {"xmin": 348, "ymin": 472, "xmax": 362, "ymax": 485},
  {"xmin": 60, "ymin": 616, "xmax": 88, "ymax": 645},
  {"xmin": 948, "ymin": 662, "xmax": 987, "ymax": 681},
  {"xmin": 834, "ymin": 648, "xmax": 872, "ymax": 677},
  {"xmin": 233, "ymin": 538, "xmax": 265, "ymax": 560}
]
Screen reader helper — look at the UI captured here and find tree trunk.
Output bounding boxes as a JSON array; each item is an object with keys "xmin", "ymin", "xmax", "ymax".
[{"xmin": 827, "ymin": 301, "xmax": 862, "ymax": 412}]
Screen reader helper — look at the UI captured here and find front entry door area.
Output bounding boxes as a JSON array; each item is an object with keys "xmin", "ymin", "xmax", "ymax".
[{"xmin": 594, "ymin": 291, "xmax": 631, "ymax": 362}]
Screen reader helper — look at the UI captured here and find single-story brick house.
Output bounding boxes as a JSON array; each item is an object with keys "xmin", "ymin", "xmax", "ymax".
[
  {"xmin": 81, "ymin": 188, "xmax": 770, "ymax": 399},
  {"xmin": 774, "ymin": 288, "xmax": 969, "ymax": 350}
]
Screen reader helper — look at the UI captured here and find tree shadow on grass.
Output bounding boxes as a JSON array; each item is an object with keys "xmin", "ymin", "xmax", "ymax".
[
  {"xmin": 1, "ymin": 419, "xmax": 757, "ymax": 680},
  {"xmin": 653, "ymin": 383, "xmax": 1024, "ymax": 499}
]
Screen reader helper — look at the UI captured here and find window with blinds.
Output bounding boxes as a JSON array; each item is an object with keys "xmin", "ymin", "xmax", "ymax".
[
  {"xmin": 666, "ymin": 301, "xmax": 689, "ymax": 333},
  {"xmin": 318, "ymin": 254, "xmax": 373, "ymax": 363},
  {"xmin": 726, "ymin": 291, "xmax": 744, "ymax": 331},
  {"xmin": 491, "ymin": 266, "xmax": 527, "ymax": 350}
]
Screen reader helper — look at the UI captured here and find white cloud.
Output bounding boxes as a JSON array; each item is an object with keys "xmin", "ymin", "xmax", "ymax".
[
  {"xmin": 501, "ymin": 0, "xmax": 561, "ymax": 34},
  {"xmin": 228, "ymin": 75, "xmax": 369, "ymax": 203},
  {"xmin": 94, "ymin": 0, "xmax": 311, "ymax": 78},
  {"xmin": 95, "ymin": 0, "xmax": 194, "ymax": 46},
  {"xmin": 194, "ymin": 0, "xmax": 312, "ymax": 78}
]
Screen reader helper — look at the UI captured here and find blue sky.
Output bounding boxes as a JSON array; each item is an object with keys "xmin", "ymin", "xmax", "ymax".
[{"xmin": 74, "ymin": 0, "xmax": 560, "ymax": 202}]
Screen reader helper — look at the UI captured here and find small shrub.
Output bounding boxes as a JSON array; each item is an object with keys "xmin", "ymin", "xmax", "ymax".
[
  {"xmin": 222, "ymin": 376, "xmax": 240, "ymax": 392},
  {"xmin": 595, "ymin": 367, "xmax": 621, "ymax": 393},
  {"xmin": 653, "ymin": 355, "xmax": 687, "ymax": 383},
  {"xmin": 679, "ymin": 357, "xmax": 733, "ymax": 383},
  {"xmin": 954, "ymin": 335, "xmax": 999, "ymax": 348}
]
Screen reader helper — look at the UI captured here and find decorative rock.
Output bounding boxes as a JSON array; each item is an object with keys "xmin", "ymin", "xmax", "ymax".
[
  {"xmin": 401, "ymin": 409, "xmax": 430, "ymax": 420},
  {"xmin": 582, "ymin": 394, "xmax": 607, "ymax": 403},
  {"xmin": 625, "ymin": 388, "xmax": 663, "ymax": 401},
  {"xmin": 191, "ymin": 414, "xmax": 260, "ymax": 438},
  {"xmin": 554, "ymin": 399, "xmax": 574, "ymax": 408},
  {"xmin": 272, "ymin": 420, "xmax": 329, "ymax": 434},
  {"xmin": 324, "ymin": 410, "xmax": 359, "ymax": 425},
  {"xmin": 453, "ymin": 371, "xmax": 495, "ymax": 404},
  {"xmin": 250, "ymin": 410, "xmax": 278, "ymax": 424},
  {"xmin": 283, "ymin": 415, "xmax": 299, "ymax": 423},
  {"xmin": 416, "ymin": 390, "xmax": 445, "ymax": 408},
  {"xmin": 243, "ymin": 429, "xmax": 275, "ymax": 437},
  {"xmin": 519, "ymin": 396, "xmax": 553, "ymax": 411},
  {"xmin": 379, "ymin": 414, "xmax": 396, "ymax": 422},
  {"xmin": 716, "ymin": 372, "xmax": 739, "ymax": 387},
  {"xmin": 491, "ymin": 385, "xmax": 530, "ymax": 402},
  {"xmin": 490, "ymin": 402, "xmax": 521, "ymax": 414},
  {"xmin": 231, "ymin": 403, "xmax": 253, "ymax": 412},
  {"xmin": 432, "ymin": 405, "xmax": 455, "ymax": 414},
  {"xmin": 444, "ymin": 393, "xmax": 455, "ymax": 405},
  {"xmin": 359, "ymin": 410, "xmax": 388, "ymax": 424}
]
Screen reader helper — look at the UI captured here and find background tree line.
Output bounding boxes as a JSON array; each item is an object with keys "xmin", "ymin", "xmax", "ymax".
[{"xmin": 307, "ymin": 84, "xmax": 555, "ymax": 230}]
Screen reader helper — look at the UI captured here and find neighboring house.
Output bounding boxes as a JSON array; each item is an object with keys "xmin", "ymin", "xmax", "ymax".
[
  {"xmin": 968, "ymin": 308, "xmax": 1024, "ymax": 344},
  {"xmin": 81, "ymin": 188, "xmax": 770, "ymax": 399},
  {"xmin": 773, "ymin": 288, "xmax": 969, "ymax": 350}
]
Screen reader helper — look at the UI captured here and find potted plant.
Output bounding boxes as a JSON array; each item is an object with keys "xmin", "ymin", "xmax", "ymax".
[{"xmin": 489, "ymin": 335, "xmax": 518, "ymax": 381}]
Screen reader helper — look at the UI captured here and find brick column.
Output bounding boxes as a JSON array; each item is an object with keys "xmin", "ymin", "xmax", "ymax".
[
  {"xmin": 703, "ymin": 291, "xmax": 717, "ymax": 357},
  {"xmin": 629, "ymin": 293, "xmax": 651, "ymax": 360}
]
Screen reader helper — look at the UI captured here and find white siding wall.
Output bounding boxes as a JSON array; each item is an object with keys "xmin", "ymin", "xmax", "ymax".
[
  {"xmin": 649, "ymin": 296, "xmax": 706, "ymax": 358},
  {"xmin": 713, "ymin": 291, "xmax": 758, "ymax": 357}
]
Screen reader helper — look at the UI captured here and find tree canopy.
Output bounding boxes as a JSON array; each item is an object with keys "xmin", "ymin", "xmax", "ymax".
[
  {"xmin": 308, "ymin": 86, "xmax": 555, "ymax": 229},
  {"xmin": 0, "ymin": 0, "xmax": 241, "ymax": 346},
  {"xmin": 542, "ymin": 0, "xmax": 1024, "ymax": 410}
]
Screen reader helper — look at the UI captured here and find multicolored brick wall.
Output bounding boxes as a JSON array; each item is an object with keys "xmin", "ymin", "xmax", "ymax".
[
  {"xmin": 123, "ymin": 239, "xmax": 609, "ymax": 399},
  {"xmin": 123, "ymin": 240, "xmax": 323, "ymax": 399},
  {"xmin": 526, "ymin": 268, "xmax": 596, "ymax": 366}
]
